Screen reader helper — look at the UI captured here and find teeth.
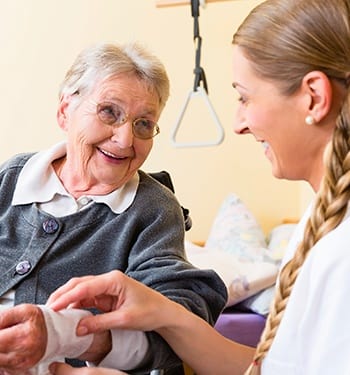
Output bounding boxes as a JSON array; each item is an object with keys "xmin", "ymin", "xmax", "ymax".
[{"xmin": 100, "ymin": 148, "xmax": 118, "ymax": 158}]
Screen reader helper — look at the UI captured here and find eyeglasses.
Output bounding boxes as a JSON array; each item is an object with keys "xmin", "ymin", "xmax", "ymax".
[{"xmin": 92, "ymin": 101, "xmax": 160, "ymax": 140}]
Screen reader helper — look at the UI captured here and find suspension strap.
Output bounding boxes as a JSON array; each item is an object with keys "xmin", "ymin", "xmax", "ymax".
[
  {"xmin": 191, "ymin": 0, "xmax": 208, "ymax": 93},
  {"xmin": 170, "ymin": 0, "xmax": 225, "ymax": 147}
]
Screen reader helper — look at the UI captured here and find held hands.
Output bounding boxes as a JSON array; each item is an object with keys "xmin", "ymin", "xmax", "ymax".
[
  {"xmin": 47, "ymin": 270, "xmax": 174, "ymax": 335},
  {"xmin": 0, "ymin": 304, "xmax": 47, "ymax": 373}
]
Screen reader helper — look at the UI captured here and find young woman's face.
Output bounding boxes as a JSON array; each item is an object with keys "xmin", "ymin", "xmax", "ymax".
[
  {"xmin": 58, "ymin": 73, "xmax": 161, "ymax": 192},
  {"xmin": 232, "ymin": 46, "xmax": 326, "ymax": 185}
]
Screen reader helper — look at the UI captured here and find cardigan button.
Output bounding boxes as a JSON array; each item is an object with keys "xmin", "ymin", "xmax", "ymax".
[
  {"xmin": 15, "ymin": 261, "xmax": 32, "ymax": 275},
  {"xmin": 42, "ymin": 219, "xmax": 59, "ymax": 234}
]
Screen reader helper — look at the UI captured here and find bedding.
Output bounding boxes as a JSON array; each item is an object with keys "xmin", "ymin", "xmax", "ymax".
[
  {"xmin": 185, "ymin": 193, "xmax": 297, "ymax": 351},
  {"xmin": 185, "ymin": 193, "xmax": 297, "ymax": 314},
  {"xmin": 185, "ymin": 240, "xmax": 278, "ymax": 308}
]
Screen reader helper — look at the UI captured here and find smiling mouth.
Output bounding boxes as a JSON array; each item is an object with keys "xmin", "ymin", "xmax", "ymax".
[{"xmin": 98, "ymin": 147, "xmax": 128, "ymax": 160}]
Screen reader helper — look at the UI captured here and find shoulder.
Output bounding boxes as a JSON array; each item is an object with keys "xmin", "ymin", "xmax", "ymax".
[
  {"xmin": 138, "ymin": 170, "xmax": 179, "ymax": 203},
  {"xmin": 0, "ymin": 152, "xmax": 35, "ymax": 176},
  {"xmin": 134, "ymin": 170, "xmax": 183, "ymax": 222}
]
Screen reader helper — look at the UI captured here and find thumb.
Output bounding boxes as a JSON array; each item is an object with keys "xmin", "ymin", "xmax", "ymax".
[
  {"xmin": 76, "ymin": 311, "xmax": 128, "ymax": 336},
  {"xmin": 49, "ymin": 362, "xmax": 73, "ymax": 374}
]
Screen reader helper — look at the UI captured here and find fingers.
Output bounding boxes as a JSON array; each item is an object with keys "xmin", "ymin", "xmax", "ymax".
[
  {"xmin": 46, "ymin": 275, "xmax": 97, "ymax": 309},
  {"xmin": 76, "ymin": 311, "xmax": 129, "ymax": 335},
  {"xmin": 49, "ymin": 362, "xmax": 87, "ymax": 374},
  {"xmin": 47, "ymin": 271, "xmax": 124, "ymax": 311},
  {"xmin": 0, "ymin": 304, "xmax": 41, "ymax": 328},
  {"xmin": 49, "ymin": 362, "xmax": 128, "ymax": 375},
  {"xmin": 47, "ymin": 270, "xmax": 170, "ymax": 335},
  {"xmin": 0, "ymin": 304, "xmax": 47, "ymax": 372}
]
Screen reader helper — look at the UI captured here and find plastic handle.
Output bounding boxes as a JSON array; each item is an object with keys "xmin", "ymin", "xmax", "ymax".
[{"xmin": 170, "ymin": 86, "xmax": 225, "ymax": 148}]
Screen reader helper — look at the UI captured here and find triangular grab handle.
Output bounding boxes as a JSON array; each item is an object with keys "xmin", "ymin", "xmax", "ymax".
[{"xmin": 170, "ymin": 86, "xmax": 225, "ymax": 148}]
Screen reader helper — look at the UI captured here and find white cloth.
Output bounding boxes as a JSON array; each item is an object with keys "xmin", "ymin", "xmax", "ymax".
[
  {"xmin": 30, "ymin": 307, "xmax": 94, "ymax": 375},
  {"xmin": 0, "ymin": 306, "xmax": 93, "ymax": 375},
  {"xmin": 262, "ymin": 203, "xmax": 350, "ymax": 374},
  {"xmin": 94, "ymin": 329, "xmax": 149, "ymax": 370}
]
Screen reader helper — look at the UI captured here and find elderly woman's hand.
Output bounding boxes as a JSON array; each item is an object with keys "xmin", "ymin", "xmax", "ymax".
[
  {"xmin": 0, "ymin": 304, "xmax": 47, "ymax": 373},
  {"xmin": 49, "ymin": 362, "xmax": 128, "ymax": 375}
]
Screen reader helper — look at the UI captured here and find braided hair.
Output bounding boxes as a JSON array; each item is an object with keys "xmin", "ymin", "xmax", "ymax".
[{"xmin": 232, "ymin": 1, "xmax": 350, "ymax": 373}]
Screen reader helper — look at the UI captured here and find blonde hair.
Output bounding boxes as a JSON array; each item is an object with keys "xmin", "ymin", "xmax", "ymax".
[
  {"xmin": 232, "ymin": 0, "xmax": 350, "ymax": 373},
  {"xmin": 59, "ymin": 41, "xmax": 170, "ymax": 111}
]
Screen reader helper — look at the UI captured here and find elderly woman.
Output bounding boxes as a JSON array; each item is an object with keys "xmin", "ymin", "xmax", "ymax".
[{"xmin": 0, "ymin": 42, "xmax": 227, "ymax": 374}]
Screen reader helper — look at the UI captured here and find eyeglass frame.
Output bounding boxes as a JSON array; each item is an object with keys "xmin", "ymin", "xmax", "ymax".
[{"xmin": 88, "ymin": 99, "xmax": 160, "ymax": 140}]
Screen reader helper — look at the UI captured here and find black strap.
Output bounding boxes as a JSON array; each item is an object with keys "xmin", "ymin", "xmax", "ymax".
[
  {"xmin": 149, "ymin": 171, "xmax": 192, "ymax": 231},
  {"xmin": 191, "ymin": 0, "xmax": 208, "ymax": 93}
]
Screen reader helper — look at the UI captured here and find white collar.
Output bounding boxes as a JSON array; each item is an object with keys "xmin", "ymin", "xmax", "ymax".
[{"xmin": 12, "ymin": 141, "xmax": 139, "ymax": 214}]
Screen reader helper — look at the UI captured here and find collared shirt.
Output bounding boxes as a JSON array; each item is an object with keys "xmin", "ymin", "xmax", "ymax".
[
  {"xmin": 1, "ymin": 142, "xmax": 148, "ymax": 371},
  {"xmin": 12, "ymin": 141, "xmax": 139, "ymax": 216}
]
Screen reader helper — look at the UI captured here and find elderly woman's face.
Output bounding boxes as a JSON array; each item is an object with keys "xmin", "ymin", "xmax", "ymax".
[{"xmin": 58, "ymin": 73, "xmax": 161, "ymax": 192}]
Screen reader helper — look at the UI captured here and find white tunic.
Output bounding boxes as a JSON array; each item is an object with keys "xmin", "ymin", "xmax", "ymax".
[{"xmin": 262, "ymin": 203, "xmax": 350, "ymax": 374}]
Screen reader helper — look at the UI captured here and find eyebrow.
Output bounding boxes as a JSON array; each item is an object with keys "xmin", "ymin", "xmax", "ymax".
[
  {"xmin": 232, "ymin": 82, "xmax": 246, "ymax": 90},
  {"xmin": 100, "ymin": 98, "xmax": 158, "ymax": 117}
]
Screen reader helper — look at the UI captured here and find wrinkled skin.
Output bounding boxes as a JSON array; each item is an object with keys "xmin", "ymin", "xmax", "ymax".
[{"xmin": 0, "ymin": 304, "xmax": 47, "ymax": 374}]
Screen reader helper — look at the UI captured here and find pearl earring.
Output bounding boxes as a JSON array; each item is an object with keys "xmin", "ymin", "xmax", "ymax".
[{"xmin": 305, "ymin": 115, "xmax": 315, "ymax": 126}]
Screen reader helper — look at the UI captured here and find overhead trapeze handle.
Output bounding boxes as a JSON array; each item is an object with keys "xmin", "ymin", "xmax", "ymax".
[
  {"xmin": 170, "ymin": 86, "xmax": 225, "ymax": 148},
  {"xmin": 169, "ymin": 0, "xmax": 225, "ymax": 148}
]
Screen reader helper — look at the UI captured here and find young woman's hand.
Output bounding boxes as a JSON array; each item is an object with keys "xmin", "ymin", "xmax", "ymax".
[
  {"xmin": 49, "ymin": 362, "xmax": 127, "ymax": 375},
  {"xmin": 47, "ymin": 270, "xmax": 177, "ymax": 335}
]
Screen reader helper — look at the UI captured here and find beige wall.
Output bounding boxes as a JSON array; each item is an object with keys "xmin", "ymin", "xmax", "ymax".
[{"xmin": 0, "ymin": 0, "xmax": 308, "ymax": 241}]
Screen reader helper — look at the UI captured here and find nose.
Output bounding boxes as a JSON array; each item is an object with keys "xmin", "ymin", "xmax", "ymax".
[
  {"xmin": 110, "ymin": 122, "xmax": 134, "ymax": 148},
  {"xmin": 234, "ymin": 120, "xmax": 251, "ymax": 135},
  {"xmin": 233, "ymin": 107, "xmax": 250, "ymax": 135}
]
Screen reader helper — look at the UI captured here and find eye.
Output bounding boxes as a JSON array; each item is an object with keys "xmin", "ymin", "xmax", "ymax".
[
  {"xmin": 232, "ymin": 85, "xmax": 247, "ymax": 106},
  {"xmin": 134, "ymin": 118, "xmax": 156, "ymax": 138},
  {"xmin": 238, "ymin": 96, "xmax": 248, "ymax": 105},
  {"xmin": 97, "ymin": 102, "xmax": 126, "ymax": 125},
  {"xmin": 135, "ymin": 118, "xmax": 153, "ymax": 129}
]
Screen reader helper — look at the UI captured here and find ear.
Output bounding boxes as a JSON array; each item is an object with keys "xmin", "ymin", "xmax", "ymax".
[
  {"xmin": 57, "ymin": 94, "xmax": 72, "ymax": 131},
  {"xmin": 301, "ymin": 71, "xmax": 332, "ymax": 123}
]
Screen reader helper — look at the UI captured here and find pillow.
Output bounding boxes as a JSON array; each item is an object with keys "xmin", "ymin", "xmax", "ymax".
[
  {"xmin": 238, "ymin": 223, "xmax": 297, "ymax": 315},
  {"xmin": 187, "ymin": 193, "xmax": 295, "ymax": 311},
  {"xmin": 237, "ymin": 285, "xmax": 275, "ymax": 316},
  {"xmin": 205, "ymin": 193, "xmax": 268, "ymax": 262},
  {"xmin": 267, "ymin": 223, "xmax": 297, "ymax": 261},
  {"xmin": 185, "ymin": 241, "xmax": 278, "ymax": 307}
]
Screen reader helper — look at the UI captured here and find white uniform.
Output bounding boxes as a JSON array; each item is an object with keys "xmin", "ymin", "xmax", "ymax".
[{"xmin": 263, "ymin": 203, "xmax": 350, "ymax": 374}]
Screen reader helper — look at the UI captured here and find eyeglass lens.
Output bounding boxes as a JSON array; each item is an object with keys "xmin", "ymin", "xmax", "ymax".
[{"xmin": 96, "ymin": 102, "xmax": 159, "ymax": 139}]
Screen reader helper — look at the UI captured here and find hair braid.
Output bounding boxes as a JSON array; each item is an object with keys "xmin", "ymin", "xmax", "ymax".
[{"xmin": 245, "ymin": 89, "xmax": 350, "ymax": 375}]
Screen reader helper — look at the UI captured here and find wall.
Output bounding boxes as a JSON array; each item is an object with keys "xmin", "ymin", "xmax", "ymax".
[{"xmin": 0, "ymin": 0, "xmax": 305, "ymax": 241}]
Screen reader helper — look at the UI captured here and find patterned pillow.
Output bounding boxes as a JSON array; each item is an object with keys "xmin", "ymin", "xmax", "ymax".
[
  {"xmin": 205, "ymin": 193, "xmax": 269, "ymax": 262},
  {"xmin": 187, "ymin": 194, "xmax": 296, "ymax": 310}
]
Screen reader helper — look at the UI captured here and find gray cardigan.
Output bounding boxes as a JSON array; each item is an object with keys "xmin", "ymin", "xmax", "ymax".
[{"xmin": 0, "ymin": 153, "xmax": 227, "ymax": 374}]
